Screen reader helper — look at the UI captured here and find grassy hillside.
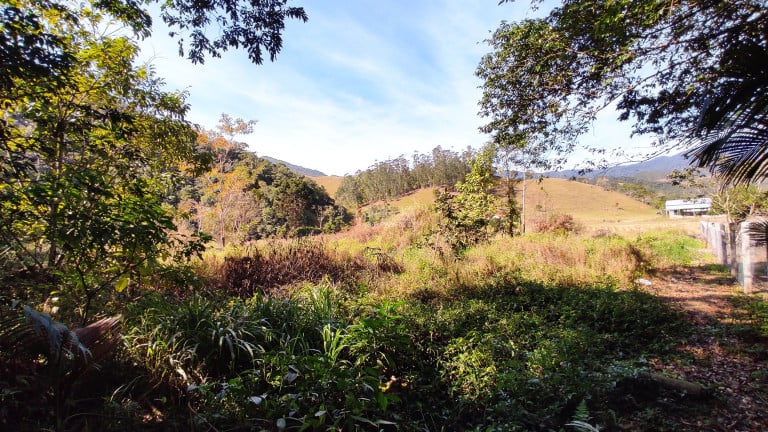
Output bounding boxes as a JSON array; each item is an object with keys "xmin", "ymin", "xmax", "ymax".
[
  {"xmin": 384, "ymin": 178, "xmax": 698, "ymax": 233},
  {"xmin": 525, "ymin": 178, "xmax": 656, "ymax": 220},
  {"xmin": 318, "ymin": 176, "xmax": 706, "ymax": 235},
  {"xmin": 310, "ymin": 175, "xmax": 343, "ymax": 197},
  {"xmin": 525, "ymin": 178, "xmax": 699, "ymax": 234}
]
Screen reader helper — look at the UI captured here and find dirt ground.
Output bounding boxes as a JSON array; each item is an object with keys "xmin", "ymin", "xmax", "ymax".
[{"xmin": 643, "ymin": 262, "xmax": 768, "ymax": 431}]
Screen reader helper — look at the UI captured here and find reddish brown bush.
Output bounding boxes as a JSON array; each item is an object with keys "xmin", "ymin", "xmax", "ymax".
[
  {"xmin": 531, "ymin": 213, "xmax": 582, "ymax": 235},
  {"xmin": 210, "ymin": 240, "xmax": 398, "ymax": 297}
]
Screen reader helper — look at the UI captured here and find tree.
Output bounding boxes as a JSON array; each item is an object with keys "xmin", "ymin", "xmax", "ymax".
[
  {"xmin": 435, "ymin": 145, "xmax": 500, "ymax": 254},
  {"xmin": 479, "ymin": 0, "xmax": 767, "ymax": 181},
  {"xmin": 0, "ymin": 0, "xmax": 306, "ymax": 69},
  {"xmin": 710, "ymin": 185, "xmax": 768, "ymax": 226},
  {"xmin": 0, "ymin": 2, "xmax": 208, "ymax": 321},
  {"xmin": 194, "ymin": 115, "xmax": 261, "ymax": 247}
]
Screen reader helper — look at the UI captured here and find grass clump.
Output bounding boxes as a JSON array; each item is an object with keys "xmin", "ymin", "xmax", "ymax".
[
  {"xmin": 633, "ymin": 230, "xmax": 704, "ymax": 268},
  {"xmin": 121, "ymin": 286, "xmax": 402, "ymax": 431}
]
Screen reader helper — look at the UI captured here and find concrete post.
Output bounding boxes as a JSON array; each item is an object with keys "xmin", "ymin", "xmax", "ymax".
[
  {"xmin": 739, "ymin": 222, "xmax": 753, "ymax": 294},
  {"xmin": 718, "ymin": 223, "xmax": 728, "ymax": 266}
]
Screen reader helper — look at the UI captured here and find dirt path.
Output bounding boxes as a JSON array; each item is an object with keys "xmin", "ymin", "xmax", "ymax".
[{"xmin": 644, "ymin": 265, "xmax": 768, "ymax": 431}]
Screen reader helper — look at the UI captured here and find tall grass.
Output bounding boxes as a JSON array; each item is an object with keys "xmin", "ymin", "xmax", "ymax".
[
  {"xmin": 49, "ymin": 226, "xmax": 712, "ymax": 431},
  {"xmin": 199, "ymin": 239, "xmax": 403, "ymax": 297}
]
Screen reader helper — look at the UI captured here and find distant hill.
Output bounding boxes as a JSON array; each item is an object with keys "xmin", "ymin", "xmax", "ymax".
[
  {"xmin": 552, "ymin": 152, "xmax": 692, "ymax": 181},
  {"xmin": 262, "ymin": 156, "xmax": 326, "ymax": 177}
]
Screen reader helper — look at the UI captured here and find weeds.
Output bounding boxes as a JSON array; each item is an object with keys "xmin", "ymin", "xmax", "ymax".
[
  {"xmin": 6, "ymin": 226, "xmax": 732, "ymax": 431},
  {"xmin": 205, "ymin": 240, "xmax": 378, "ymax": 297}
]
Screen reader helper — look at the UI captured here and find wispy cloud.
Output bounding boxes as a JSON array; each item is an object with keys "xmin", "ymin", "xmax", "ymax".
[{"xmin": 139, "ymin": 1, "xmax": 641, "ymax": 176}]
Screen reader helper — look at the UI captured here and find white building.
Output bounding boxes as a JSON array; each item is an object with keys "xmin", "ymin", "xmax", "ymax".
[{"xmin": 665, "ymin": 198, "xmax": 712, "ymax": 217}]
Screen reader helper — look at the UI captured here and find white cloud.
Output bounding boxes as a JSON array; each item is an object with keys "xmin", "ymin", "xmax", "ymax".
[{"xmin": 138, "ymin": 1, "xmax": 644, "ymax": 176}]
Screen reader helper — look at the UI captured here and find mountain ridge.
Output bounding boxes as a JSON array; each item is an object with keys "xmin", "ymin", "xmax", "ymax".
[
  {"xmin": 551, "ymin": 152, "xmax": 692, "ymax": 181},
  {"xmin": 262, "ymin": 156, "xmax": 327, "ymax": 177}
]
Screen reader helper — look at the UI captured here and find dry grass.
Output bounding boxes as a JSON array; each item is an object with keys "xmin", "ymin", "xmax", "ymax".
[
  {"xmin": 200, "ymin": 240, "xmax": 403, "ymax": 297},
  {"xmin": 463, "ymin": 233, "xmax": 646, "ymax": 287},
  {"xmin": 310, "ymin": 175, "xmax": 343, "ymax": 197},
  {"xmin": 387, "ymin": 187, "xmax": 439, "ymax": 210}
]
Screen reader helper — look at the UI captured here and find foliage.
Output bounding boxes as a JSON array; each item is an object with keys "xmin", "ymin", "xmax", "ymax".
[
  {"xmin": 8, "ymin": 224, "xmax": 739, "ymax": 431},
  {"xmin": 531, "ymin": 213, "xmax": 582, "ymax": 235},
  {"xmin": 633, "ymin": 231, "xmax": 703, "ymax": 268},
  {"xmin": 730, "ymin": 294, "xmax": 768, "ymax": 338},
  {"xmin": 157, "ymin": 0, "xmax": 307, "ymax": 65},
  {"xmin": 206, "ymin": 240, "xmax": 375, "ymax": 297},
  {"xmin": 434, "ymin": 146, "xmax": 501, "ymax": 254},
  {"xmin": 122, "ymin": 288, "xmax": 400, "ymax": 430},
  {"xmin": 0, "ymin": 1, "xmax": 209, "ymax": 321},
  {"xmin": 362, "ymin": 203, "xmax": 399, "ymax": 226},
  {"xmin": 335, "ymin": 146, "xmax": 474, "ymax": 209},
  {"xmin": 710, "ymin": 184, "xmax": 768, "ymax": 224},
  {"xmin": 178, "ymin": 119, "xmax": 349, "ymax": 245},
  {"xmin": 480, "ymin": 0, "xmax": 767, "ymax": 178},
  {"xmin": 0, "ymin": 0, "xmax": 306, "ymax": 72},
  {"xmin": 686, "ymin": 16, "xmax": 768, "ymax": 185}
]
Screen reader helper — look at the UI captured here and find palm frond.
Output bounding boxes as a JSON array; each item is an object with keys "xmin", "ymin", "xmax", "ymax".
[
  {"xmin": 0, "ymin": 302, "xmax": 121, "ymax": 372},
  {"xmin": 689, "ymin": 39, "xmax": 768, "ymax": 185},
  {"xmin": 746, "ymin": 218, "xmax": 768, "ymax": 248}
]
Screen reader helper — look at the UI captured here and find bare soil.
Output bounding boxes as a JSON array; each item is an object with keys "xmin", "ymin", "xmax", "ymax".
[{"xmin": 643, "ymin": 263, "xmax": 768, "ymax": 431}]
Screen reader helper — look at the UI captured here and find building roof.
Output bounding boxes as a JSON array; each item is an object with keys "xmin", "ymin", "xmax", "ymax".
[{"xmin": 665, "ymin": 198, "xmax": 712, "ymax": 210}]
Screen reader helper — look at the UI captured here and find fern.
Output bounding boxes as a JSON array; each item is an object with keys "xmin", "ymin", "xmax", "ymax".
[{"xmin": 567, "ymin": 400, "xmax": 599, "ymax": 432}]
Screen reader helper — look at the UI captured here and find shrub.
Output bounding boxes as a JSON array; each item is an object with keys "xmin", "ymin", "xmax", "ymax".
[
  {"xmin": 122, "ymin": 288, "xmax": 401, "ymax": 430},
  {"xmin": 531, "ymin": 213, "xmax": 583, "ymax": 235},
  {"xmin": 633, "ymin": 230, "xmax": 703, "ymax": 268},
  {"xmin": 207, "ymin": 240, "xmax": 371, "ymax": 297}
]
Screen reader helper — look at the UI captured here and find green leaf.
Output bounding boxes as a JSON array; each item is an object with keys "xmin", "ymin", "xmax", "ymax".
[{"xmin": 114, "ymin": 273, "xmax": 130, "ymax": 293}]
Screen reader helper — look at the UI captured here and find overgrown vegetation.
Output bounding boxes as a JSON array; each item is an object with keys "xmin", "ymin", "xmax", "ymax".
[
  {"xmin": 6, "ymin": 222, "xmax": 754, "ymax": 431},
  {"xmin": 3, "ymin": 0, "xmax": 767, "ymax": 430}
]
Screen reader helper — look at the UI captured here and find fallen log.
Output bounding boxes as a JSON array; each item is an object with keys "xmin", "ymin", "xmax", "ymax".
[{"xmin": 637, "ymin": 372, "xmax": 709, "ymax": 398}]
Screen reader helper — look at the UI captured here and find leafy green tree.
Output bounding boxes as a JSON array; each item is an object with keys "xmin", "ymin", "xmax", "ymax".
[
  {"xmin": 435, "ymin": 145, "xmax": 500, "ymax": 253},
  {"xmin": 0, "ymin": 3, "xmax": 207, "ymax": 321},
  {"xmin": 480, "ymin": 0, "xmax": 767, "ymax": 179},
  {"xmin": 253, "ymin": 163, "xmax": 345, "ymax": 238},
  {"xmin": 0, "ymin": 0, "xmax": 306, "ymax": 70},
  {"xmin": 711, "ymin": 185, "xmax": 768, "ymax": 226}
]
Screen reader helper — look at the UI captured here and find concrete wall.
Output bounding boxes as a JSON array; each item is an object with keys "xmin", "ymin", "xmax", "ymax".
[{"xmin": 701, "ymin": 221, "xmax": 765, "ymax": 293}]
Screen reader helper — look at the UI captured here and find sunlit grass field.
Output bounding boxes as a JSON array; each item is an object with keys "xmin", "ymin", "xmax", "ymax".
[
  {"xmin": 310, "ymin": 175, "xmax": 342, "ymax": 197},
  {"xmin": 317, "ymin": 176, "xmax": 710, "ymax": 236}
]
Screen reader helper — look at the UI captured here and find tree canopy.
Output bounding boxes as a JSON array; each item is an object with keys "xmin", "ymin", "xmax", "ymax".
[
  {"xmin": 478, "ymin": 0, "xmax": 767, "ymax": 182},
  {"xmin": 0, "ymin": 0, "xmax": 306, "ymax": 320}
]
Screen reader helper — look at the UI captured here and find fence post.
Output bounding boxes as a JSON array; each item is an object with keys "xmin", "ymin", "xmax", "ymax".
[
  {"xmin": 716, "ymin": 223, "xmax": 727, "ymax": 266},
  {"xmin": 739, "ymin": 222, "xmax": 753, "ymax": 294}
]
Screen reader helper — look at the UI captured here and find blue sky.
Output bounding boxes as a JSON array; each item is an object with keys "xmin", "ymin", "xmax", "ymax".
[{"xmin": 139, "ymin": 1, "xmax": 652, "ymax": 176}]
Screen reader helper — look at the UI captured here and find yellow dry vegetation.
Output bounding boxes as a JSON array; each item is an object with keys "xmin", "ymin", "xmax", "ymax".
[
  {"xmin": 521, "ymin": 178, "xmax": 705, "ymax": 235},
  {"xmin": 371, "ymin": 178, "xmax": 706, "ymax": 235},
  {"xmin": 386, "ymin": 187, "xmax": 440, "ymax": 210},
  {"xmin": 310, "ymin": 176, "xmax": 343, "ymax": 197}
]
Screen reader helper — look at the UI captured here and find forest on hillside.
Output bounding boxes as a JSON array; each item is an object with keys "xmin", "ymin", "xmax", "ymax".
[{"xmin": 334, "ymin": 147, "xmax": 474, "ymax": 209}]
